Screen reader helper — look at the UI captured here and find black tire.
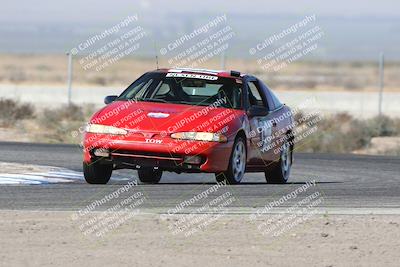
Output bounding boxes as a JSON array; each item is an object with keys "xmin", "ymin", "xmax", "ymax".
[
  {"xmin": 215, "ymin": 173, "xmax": 225, "ymax": 183},
  {"xmin": 265, "ymin": 139, "xmax": 292, "ymax": 184},
  {"xmin": 83, "ymin": 162, "xmax": 112, "ymax": 184},
  {"xmin": 215, "ymin": 137, "xmax": 246, "ymax": 184},
  {"xmin": 138, "ymin": 168, "xmax": 162, "ymax": 184}
]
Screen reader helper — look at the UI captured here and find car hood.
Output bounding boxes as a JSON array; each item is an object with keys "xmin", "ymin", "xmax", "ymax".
[{"xmin": 90, "ymin": 100, "xmax": 243, "ymax": 134}]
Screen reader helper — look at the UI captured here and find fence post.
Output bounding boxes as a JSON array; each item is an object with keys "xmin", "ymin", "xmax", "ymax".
[
  {"xmin": 66, "ymin": 52, "xmax": 73, "ymax": 106},
  {"xmin": 378, "ymin": 52, "xmax": 384, "ymax": 116}
]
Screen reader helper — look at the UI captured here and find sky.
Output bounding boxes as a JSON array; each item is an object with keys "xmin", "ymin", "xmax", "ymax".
[
  {"xmin": 0, "ymin": 0, "xmax": 399, "ymax": 60},
  {"xmin": 1, "ymin": 0, "xmax": 399, "ymax": 23}
]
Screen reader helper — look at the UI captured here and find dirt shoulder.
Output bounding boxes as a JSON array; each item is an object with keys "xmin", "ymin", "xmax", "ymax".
[{"xmin": 0, "ymin": 211, "xmax": 399, "ymax": 267}]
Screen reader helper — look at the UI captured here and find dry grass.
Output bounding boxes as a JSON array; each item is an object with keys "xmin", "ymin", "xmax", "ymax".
[
  {"xmin": 34, "ymin": 104, "xmax": 97, "ymax": 143},
  {"xmin": 0, "ymin": 98, "xmax": 35, "ymax": 127},
  {"xmin": 296, "ymin": 112, "xmax": 400, "ymax": 154}
]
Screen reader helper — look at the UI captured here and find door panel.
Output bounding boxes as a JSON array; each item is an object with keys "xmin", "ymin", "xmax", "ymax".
[{"xmin": 245, "ymin": 80, "xmax": 276, "ymax": 165}]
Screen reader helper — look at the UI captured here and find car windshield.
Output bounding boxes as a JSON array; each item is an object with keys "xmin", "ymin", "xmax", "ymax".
[{"xmin": 118, "ymin": 72, "xmax": 243, "ymax": 109}]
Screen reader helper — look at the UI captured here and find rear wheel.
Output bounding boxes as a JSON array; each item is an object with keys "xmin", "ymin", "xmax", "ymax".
[
  {"xmin": 138, "ymin": 168, "xmax": 163, "ymax": 184},
  {"xmin": 265, "ymin": 139, "xmax": 292, "ymax": 184},
  {"xmin": 83, "ymin": 162, "xmax": 113, "ymax": 184},
  {"xmin": 215, "ymin": 137, "xmax": 246, "ymax": 184}
]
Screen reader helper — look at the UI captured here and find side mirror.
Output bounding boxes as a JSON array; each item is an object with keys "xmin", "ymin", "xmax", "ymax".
[
  {"xmin": 247, "ymin": 106, "xmax": 268, "ymax": 117},
  {"xmin": 104, "ymin": 95, "xmax": 118, "ymax": 104}
]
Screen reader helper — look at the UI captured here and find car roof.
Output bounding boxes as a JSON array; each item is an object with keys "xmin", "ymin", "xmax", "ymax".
[{"xmin": 153, "ymin": 68, "xmax": 247, "ymax": 79}]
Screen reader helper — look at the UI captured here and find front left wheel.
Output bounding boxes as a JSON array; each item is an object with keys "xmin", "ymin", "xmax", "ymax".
[
  {"xmin": 83, "ymin": 162, "xmax": 113, "ymax": 184},
  {"xmin": 215, "ymin": 137, "xmax": 247, "ymax": 184},
  {"xmin": 265, "ymin": 139, "xmax": 292, "ymax": 184}
]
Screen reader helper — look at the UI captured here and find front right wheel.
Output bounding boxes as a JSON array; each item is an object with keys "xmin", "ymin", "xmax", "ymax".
[
  {"xmin": 215, "ymin": 137, "xmax": 246, "ymax": 184},
  {"xmin": 83, "ymin": 161, "xmax": 113, "ymax": 184}
]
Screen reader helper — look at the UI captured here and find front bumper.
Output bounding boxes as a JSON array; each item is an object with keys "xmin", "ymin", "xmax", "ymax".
[{"xmin": 83, "ymin": 133, "xmax": 233, "ymax": 173}]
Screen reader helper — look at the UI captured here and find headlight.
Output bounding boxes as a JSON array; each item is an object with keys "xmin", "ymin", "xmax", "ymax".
[
  {"xmin": 85, "ymin": 124, "xmax": 128, "ymax": 135},
  {"xmin": 170, "ymin": 132, "xmax": 227, "ymax": 143}
]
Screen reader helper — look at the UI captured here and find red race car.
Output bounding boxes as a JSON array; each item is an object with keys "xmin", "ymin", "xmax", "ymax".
[{"xmin": 83, "ymin": 68, "xmax": 294, "ymax": 184}]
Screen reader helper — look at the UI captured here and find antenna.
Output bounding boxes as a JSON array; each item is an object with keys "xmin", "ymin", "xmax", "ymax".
[
  {"xmin": 220, "ymin": 50, "xmax": 226, "ymax": 69},
  {"xmin": 154, "ymin": 41, "xmax": 159, "ymax": 69}
]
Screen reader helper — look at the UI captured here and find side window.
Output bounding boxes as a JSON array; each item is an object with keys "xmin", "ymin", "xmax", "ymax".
[
  {"xmin": 247, "ymin": 81, "xmax": 266, "ymax": 107},
  {"xmin": 260, "ymin": 81, "xmax": 283, "ymax": 111},
  {"xmin": 270, "ymin": 90, "xmax": 283, "ymax": 109}
]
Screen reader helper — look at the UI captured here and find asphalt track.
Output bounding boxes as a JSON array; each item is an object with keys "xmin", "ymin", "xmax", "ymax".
[{"xmin": 0, "ymin": 142, "xmax": 399, "ymax": 211}]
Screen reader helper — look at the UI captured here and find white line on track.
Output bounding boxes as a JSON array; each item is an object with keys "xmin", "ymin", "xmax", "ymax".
[{"xmin": 0, "ymin": 169, "xmax": 84, "ymax": 185}]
